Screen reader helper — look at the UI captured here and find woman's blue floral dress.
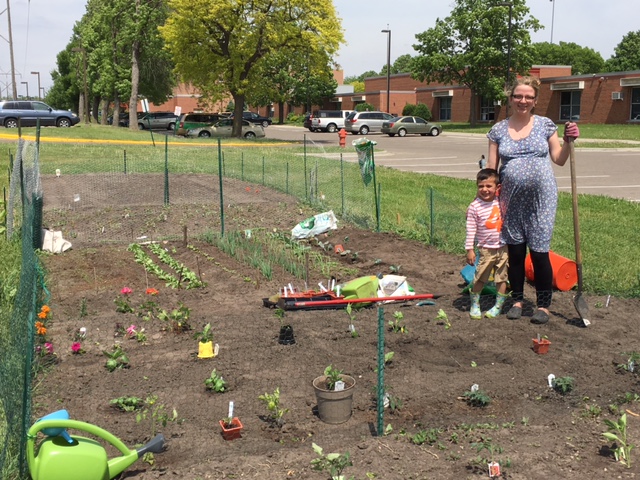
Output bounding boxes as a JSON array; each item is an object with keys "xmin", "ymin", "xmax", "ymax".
[{"xmin": 487, "ymin": 115, "xmax": 558, "ymax": 252}]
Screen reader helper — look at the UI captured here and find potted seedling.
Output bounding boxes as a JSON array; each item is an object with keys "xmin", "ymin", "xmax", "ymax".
[
  {"xmin": 194, "ymin": 322, "xmax": 215, "ymax": 359},
  {"xmin": 219, "ymin": 401, "xmax": 243, "ymax": 440},
  {"xmin": 275, "ymin": 308, "xmax": 295, "ymax": 345},
  {"xmin": 532, "ymin": 334, "xmax": 551, "ymax": 354},
  {"xmin": 312, "ymin": 365, "xmax": 356, "ymax": 424}
]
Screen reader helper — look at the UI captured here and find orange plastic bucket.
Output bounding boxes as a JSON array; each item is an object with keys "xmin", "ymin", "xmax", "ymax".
[{"xmin": 524, "ymin": 251, "xmax": 577, "ymax": 291}]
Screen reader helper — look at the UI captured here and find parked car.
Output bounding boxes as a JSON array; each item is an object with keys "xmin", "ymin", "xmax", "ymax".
[
  {"xmin": 344, "ymin": 111, "xmax": 395, "ymax": 135},
  {"xmin": 0, "ymin": 100, "xmax": 80, "ymax": 128},
  {"xmin": 176, "ymin": 112, "xmax": 230, "ymax": 136},
  {"xmin": 107, "ymin": 112, "xmax": 130, "ymax": 126},
  {"xmin": 186, "ymin": 118, "xmax": 265, "ymax": 139},
  {"xmin": 303, "ymin": 112, "xmax": 313, "ymax": 130},
  {"xmin": 230, "ymin": 111, "xmax": 272, "ymax": 127},
  {"xmin": 137, "ymin": 112, "xmax": 179, "ymax": 130},
  {"xmin": 310, "ymin": 110, "xmax": 353, "ymax": 133},
  {"xmin": 381, "ymin": 116, "xmax": 442, "ymax": 137}
]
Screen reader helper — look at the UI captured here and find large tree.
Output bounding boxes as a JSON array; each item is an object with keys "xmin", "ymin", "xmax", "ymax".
[
  {"xmin": 605, "ymin": 31, "xmax": 640, "ymax": 72},
  {"xmin": 160, "ymin": 0, "xmax": 344, "ymax": 137},
  {"xmin": 531, "ymin": 42, "xmax": 605, "ymax": 75},
  {"xmin": 411, "ymin": 0, "xmax": 541, "ymax": 125}
]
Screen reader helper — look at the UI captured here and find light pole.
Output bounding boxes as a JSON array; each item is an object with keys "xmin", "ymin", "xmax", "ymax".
[
  {"xmin": 21, "ymin": 80, "xmax": 28, "ymax": 99},
  {"xmin": 496, "ymin": 2, "xmax": 513, "ymax": 116},
  {"xmin": 31, "ymin": 71, "xmax": 41, "ymax": 99},
  {"xmin": 40, "ymin": 86, "xmax": 45, "ymax": 98},
  {"xmin": 550, "ymin": 0, "xmax": 555, "ymax": 43},
  {"xmin": 381, "ymin": 28, "xmax": 391, "ymax": 114}
]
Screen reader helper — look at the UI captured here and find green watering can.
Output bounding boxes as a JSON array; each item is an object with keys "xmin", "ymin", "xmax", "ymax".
[{"xmin": 27, "ymin": 410, "xmax": 165, "ymax": 480}]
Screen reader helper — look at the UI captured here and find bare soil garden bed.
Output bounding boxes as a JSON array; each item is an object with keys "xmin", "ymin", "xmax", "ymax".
[{"xmin": 35, "ymin": 177, "xmax": 640, "ymax": 479}]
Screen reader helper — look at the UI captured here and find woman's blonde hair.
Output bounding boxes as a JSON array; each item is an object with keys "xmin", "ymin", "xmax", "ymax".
[{"xmin": 507, "ymin": 76, "xmax": 541, "ymax": 98}]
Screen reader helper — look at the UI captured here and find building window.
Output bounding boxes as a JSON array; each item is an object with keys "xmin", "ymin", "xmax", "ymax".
[
  {"xmin": 479, "ymin": 97, "xmax": 495, "ymax": 122},
  {"xmin": 631, "ymin": 88, "xmax": 640, "ymax": 120},
  {"xmin": 439, "ymin": 97, "xmax": 451, "ymax": 121},
  {"xmin": 559, "ymin": 91, "xmax": 581, "ymax": 121}
]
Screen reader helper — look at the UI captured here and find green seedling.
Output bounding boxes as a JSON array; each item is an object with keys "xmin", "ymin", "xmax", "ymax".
[
  {"xmin": 79, "ymin": 297, "xmax": 88, "ymax": 318},
  {"xmin": 194, "ymin": 322, "xmax": 214, "ymax": 343},
  {"xmin": 435, "ymin": 309, "xmax": 451, "ymax": 329},
  {"xmin": 463, "ymin": 389, "xmax": 492, "ymax": 407},
  {"xmin": 388, "ymin": 311, "xmax": 407, "ymax": 333},
  {"xmin": 310, "ymin": 443, "xmax": 353, "ymax": 480},
  {"xmin": 411, "ymin": 428, "xmax": 441, "ymax": 446},
  {"xmin": 158, "ymin": 302, "xmax": 192, "ymax": 333},
  {"xmin": 345, "ymin": 304, "xmax": 359, "ymax": 337},
  {"xmin": 136, "ymin": 395, "xmax": 178, "ymax": 436},
  {"xmin": 552, "ymin": 376, "xmax": 574, "ymax": 395},
  {"xmin": 258, "ymin": 387, "xmax": 289, "ymax": 427},
  {"xmin": 324, "ymin": 365, "xmax": 344, "ymax": 390},
  {"xmin": 109, "ymin": 396, "xmax": 143, "ymax": 412},
  {"xmin": 617, "ymin": 351, "xmax": 640, "ymax": 373},
  {"xmin": 603, "ymin": 413, "xmax": 634, "ymax": 468},
  {"xmin": 204, "ymin": 369, "xmax": 227, "ymax": 393},
  {"xmin": 103, "ymin": 344, "xmax": 129, "ymax": 372}
]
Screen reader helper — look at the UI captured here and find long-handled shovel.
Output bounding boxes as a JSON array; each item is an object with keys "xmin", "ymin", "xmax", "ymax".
[{"xmin": 569, "ymin": 141, "xmax": 590, "ymax": 326}]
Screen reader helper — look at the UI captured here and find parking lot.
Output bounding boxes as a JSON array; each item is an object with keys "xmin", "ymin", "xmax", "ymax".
[{"xmin": 268, "ymin": 124, "xmax": 640, "ymax": 202}]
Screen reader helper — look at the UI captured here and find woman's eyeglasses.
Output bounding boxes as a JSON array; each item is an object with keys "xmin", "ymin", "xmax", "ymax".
[{"xmin": 511, "ymin": 94, "xmax": 536, "ymax": 101}]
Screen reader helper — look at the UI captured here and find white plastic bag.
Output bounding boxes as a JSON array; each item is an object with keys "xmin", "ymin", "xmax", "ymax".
[{"xmin": 291, "ymin": 210, "xmax": 338, "ymax": 239}]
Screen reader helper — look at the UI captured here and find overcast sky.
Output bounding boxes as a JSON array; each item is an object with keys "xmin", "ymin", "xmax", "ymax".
[{"xmin": 1, "ymin": 0, "xmax": 636, "ymax": 96}]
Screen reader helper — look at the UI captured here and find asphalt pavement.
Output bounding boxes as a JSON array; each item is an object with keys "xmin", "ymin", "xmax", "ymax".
[{"xmin": 267, "ymin": 125, "xmax": 640, "ymax": 203}]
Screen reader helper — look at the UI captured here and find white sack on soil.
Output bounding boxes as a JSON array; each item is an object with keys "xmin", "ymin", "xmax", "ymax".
[
  {"xmin": 41, "ymin": 229, "xmax": 72, "ymax": 253},
  {"xmin": 291, "ymin": 210, "xmax": 338, "ymax": 239}
]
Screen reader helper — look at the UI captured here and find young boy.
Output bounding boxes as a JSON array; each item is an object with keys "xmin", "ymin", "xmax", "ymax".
[{"xmin": 465, "ymin": 169, "xmax": 508, "ymax": 319}]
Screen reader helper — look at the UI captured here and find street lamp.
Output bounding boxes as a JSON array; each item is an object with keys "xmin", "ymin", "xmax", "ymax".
[
  {"xmin": 21, "ymin": 81, "xmax": 28, "ymax": 99},
  {"xmin": 496, "ymin": 2, "xmax": 513, "ymax": 116},
  {"xmin": 31, "ymin": 71, "xmax": 41, "ymax": 99},
  {"xmin": 381, "ymin": 28, "xmax": 391, "ymax": 114},
  {"xmin": 550, "ymin": 0, "xmax": 555, "ymax": 43}
]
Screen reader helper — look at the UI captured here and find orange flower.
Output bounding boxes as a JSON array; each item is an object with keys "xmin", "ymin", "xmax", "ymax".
[
  {"xmin": 38, "ymin": 311, "xmax": 48, "ymax": 319},
  {"xmin": 146, "ymin": 288, "xmax": 159, "ymax": 295},
  {"xmin": 35, "ymin": 321, "xmax": 47, "ymax": 336},
  {"xmin": 40, "ymin": 305, "xmax": 51, "ymax": 314}
]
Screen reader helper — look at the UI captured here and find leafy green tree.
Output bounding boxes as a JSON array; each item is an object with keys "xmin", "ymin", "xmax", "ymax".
[
  {"xmin": 605, "ymin": 31, "xmax": 640, "ymax": 72},
  {"xmin": 355, "ymin": 102, "xmax": 375, "ymax": 112},
  {"xmin": 411, "ymin": 0, "xmax": 541, "ymax": 125},
  {"xmin": 47, "ymin": 48, "xmax": 80, "ymax": 112},
  {"xmin": 402, "ymin": 104, "xmax": 416, "ymax": 116},
  {"xmin": 381, "ymin": 54, "xmax": 415, "ymax": 75},
  {"xmin": 531, "ymin": 42, "xmax": 605, "ymax": 75},
  {"xmin": 161, "ymin": 0, "xmax": 344, "ymax": 137},
  {"xmin": 348, "ymin": 80, "xmax": 365, "ymax": 93},
  {"xmin": 413, "ymin": 103, "xmax": 432, "ymax": 121}
]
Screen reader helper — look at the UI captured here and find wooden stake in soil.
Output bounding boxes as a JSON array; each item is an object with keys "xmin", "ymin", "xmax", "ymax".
[
  {"xmin": 196, "ymin": 255, "xmax": 202, "ymax": 283},
  {"xmin": 94, "ymin": 267, "xmax": 98, "ymax": 295},
  {"xmin": 182, "ymin": 225, "xmax": 188, "ymax": 247}
]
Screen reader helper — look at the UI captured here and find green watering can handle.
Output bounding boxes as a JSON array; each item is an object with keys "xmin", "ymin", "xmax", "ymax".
[{"xmin": 28, "ymin": 419, "xmax": 132, "ymax": 455}]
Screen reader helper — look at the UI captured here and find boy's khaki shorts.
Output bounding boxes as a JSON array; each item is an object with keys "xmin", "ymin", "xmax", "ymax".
[{"xmin": 473, "ymin": 246, "xmax": 508, "ymax": 285}]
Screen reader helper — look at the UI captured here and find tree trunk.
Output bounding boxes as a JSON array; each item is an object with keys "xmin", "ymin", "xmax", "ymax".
[
  {"xmin": 232, "ymin": 93, "xmax": 245, "ymax": 138},
  {"xmin": 100, "ymin": 99, "xmax": 109, "ymax": 126},
  {"xmin": 129, "ymin": 39, "xmax": 140, "ymax": 130},
  {"xmin": 113, "ymin": 95, "xmax": 121, "ymax": 128},
  {"xmin": 92, "ymin": 96, "xmax": 101, "ymax": 124},
  {"xmin": 78, "ymin": 92, "xmax": 86, "ymax": 122},
  {"xmin": 278, "ymin": 102, "xmax": 285, "ymax": 125}
]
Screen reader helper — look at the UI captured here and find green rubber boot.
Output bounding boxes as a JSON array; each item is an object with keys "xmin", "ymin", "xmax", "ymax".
[
  {"xmin": 469, "ymin": 293, "xmax": 481, "ymax": 319},
  {"xmin": 485, "ymin": 292, "xmax": 508, "ymax": 318}
]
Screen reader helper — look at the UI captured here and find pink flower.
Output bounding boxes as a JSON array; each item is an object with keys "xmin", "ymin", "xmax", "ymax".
[
  {"xmin": 126, "ymin": 325, "xmax": 137, "ymax": 336},
  {"xmin": 71, "ymin": 342, "xmax": 82, "ymax": 353},
  {"xmin": 44, "ymin": 342, "xmax": 54, "ymax": 354},
  {"xmin": 121, "ymin": 287, "xmax": 133, "ymax": 295}
]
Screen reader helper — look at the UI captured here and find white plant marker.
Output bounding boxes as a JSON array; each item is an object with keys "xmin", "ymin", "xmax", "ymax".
[
  {"xmin": 488, "ymin": 461, "xmax": 501, "ymax": 477},
  {"xmin": 214, "ymin": 343, "xmax": 219, "ymax": 357},
  {"xmin": 471, "ymin": 384, "xmax": 479, "ymax": 393},
  {"xmin": 334, "ymin": 380, "xmax": 345, "ymax": 391},
  {"xmin": 547, "ymin": 374, "xmax": 555, "ymax": 388},
  {"xmin": 228, "ymin": 401, "xmax": 234, "ymax": 419}
]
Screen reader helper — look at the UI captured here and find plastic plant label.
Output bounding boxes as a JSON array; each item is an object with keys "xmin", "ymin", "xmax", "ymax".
[
  {"xmin": 349, "ymin": 324, "xmax": 356, "ymax": 333},
  {"xmin": 228, "ymin": 401, "xmax": 234, "ymax": 419},
  {"xmin": 488, "ymin": 461, "xmax": 501, "ymax": 477},
  {"xmin": 214, "ymin": 343, "xmax": 219, "ymax": 357},
  {"xmin": 334, "ymin": 380, "xmax": 345, "ymax": 391},
  {"xmin": 547, "ymin": 374, "xmax": 555, "ymax": 388},
  {"xmin": 73, "ymin": 194, "xmax": 80, "ymax": 202},
  {"xmin": 471, "ymin": 384, "xmax": 479, "ymax": 393},
  {"xmin": 383, "ymin": 393, "xmax": 390, "ymax": 408}
]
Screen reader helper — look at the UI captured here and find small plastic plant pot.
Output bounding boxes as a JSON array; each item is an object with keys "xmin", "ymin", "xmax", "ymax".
[
  {"xmin": 532, "ymin": 338, "xmax": 551, "ymax": 355},
  {"xmin": 278, "ymin": 325, "xmax": 295, "ymax": 345},
  {"xmin": 219, "ymin": 417, "xmax": 243, "ymax": 440},
  {"xmin": 197, "ymin": 341, "xmax": 214, "ymax": 359}
]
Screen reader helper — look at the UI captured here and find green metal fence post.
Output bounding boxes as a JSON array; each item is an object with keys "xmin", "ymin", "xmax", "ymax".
[
  {"xmin": 262, "ymin": 156, "xmax": 265, "ymax": 186},
  {"xmin": 371, "ymin": 143, "xmax": 380, "ymax": 232},
  {"xmin": 429, "ymin": 187, "xmax": 434, "ymax": 245},
  {"xmin": 303, "ymin": 134, "xmax": 308, "ymax": 200},
  {"xmin": 218, "ymin": 138, "xmax": 224, "ymax": 237},
  {"xmin": 123, "ymin": 149, "xmax": 127, "ymax": 174},
  {"xmin": 340, "ymin": 153, "xmax": 345, "ymax": 217},
  {"xmin": 241, "ymin": 152, "xmax": 244, "ymax": 181},
  {"xmin": 376, "ymin": 307, "xmax": 385, "ymax": 436},
  {"xmin": 286, "ymin": 162, "xmax": 289, "ymax": 195},
  {"xmin": 164, "ymin": 136, "xmax": 169, "ymax": 205}
]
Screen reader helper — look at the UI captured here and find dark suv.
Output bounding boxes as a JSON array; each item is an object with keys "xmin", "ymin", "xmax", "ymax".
[
  {"xmin": 0, "ymin": 100, "xmax": 80, "ymax": 128},
  {"xmin": 231, "ymin": 111, "xmax": 272, "ymax": 127}
]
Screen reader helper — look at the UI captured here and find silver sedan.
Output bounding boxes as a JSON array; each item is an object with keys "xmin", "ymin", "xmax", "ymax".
[{"xmin": 187, "ymin": 119, "xmax": 265, "ymax": 139}]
